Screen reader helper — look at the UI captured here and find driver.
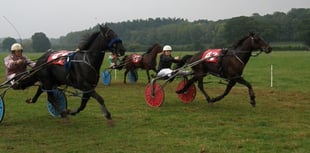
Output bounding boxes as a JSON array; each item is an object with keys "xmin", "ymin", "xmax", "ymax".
[
  {"xmin": 156, "ymin": 45, "xmax": 180, "ymax": 78},
  {"xmin": 4, "ymin": 43, "xmax": 36, "ymax": 84}
]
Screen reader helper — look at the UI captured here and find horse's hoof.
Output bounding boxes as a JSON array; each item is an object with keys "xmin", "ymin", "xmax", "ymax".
[
  {"xmin": 70, "ymin": 111, "xmax": 77, "ymax": 116},
  {"xmin": 176, "ymin": 90, "xmax": 184, "ymax": 94},
  {"xmin": 208, "ymin": 98, "xmax": 216, "ymax": 103},
  {"xmin": 65, "ymin": 109, "xmax": 71, "ymax": 114},
  {"xmin": 63, "ymin": 117, "xmax": 70, "ymax": 123},
  {"xmin": 151, "ymin": 74, "xmax": 156, "ymax": 78},
  {"xmin": 25, "ymin": 98, "xmax": 34, "ymax": 104},
  {"xmin": 250, "ymin": 101, "xmax": 256, "ymax": 107},
  {"xmin": 107, "ymin": 119, "xmax": 114, "ymax": 127},
  {"xmin": 208, "ymin": 102, "xmax": 214, "ymax": 107}
]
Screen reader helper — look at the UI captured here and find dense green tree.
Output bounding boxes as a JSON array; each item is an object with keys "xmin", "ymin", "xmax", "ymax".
[
  {"xmin": 223, "ymin": 16, "xmax": 260, "ymax": 43},
  {"xmin": 298, "ymin": 18, "xmax": 310, "ymax": 46},
  {"xmin": 1, "ymin": 37, "xmax": 16, "ymax": 52},
  {"xmin": 40, "ymin": 8, "xmax": 310, "ymax": 51},
  {"xmin": 31, "ymin": 32, "xmax": 51, "ymax": 52}
]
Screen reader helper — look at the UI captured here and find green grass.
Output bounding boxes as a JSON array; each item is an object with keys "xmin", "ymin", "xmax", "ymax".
[{"xmin": 0, "ymin": 51, "xmax": 309, "ymax": 153}]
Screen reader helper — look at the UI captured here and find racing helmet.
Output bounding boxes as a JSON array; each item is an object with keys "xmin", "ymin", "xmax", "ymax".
[
  {"xmin": 11, "ymin": 43, "xmax": 23, "ymax": 52},
  {"xmin": 163, "ymin": 45, "xmax": 172, "ymax": 51}
]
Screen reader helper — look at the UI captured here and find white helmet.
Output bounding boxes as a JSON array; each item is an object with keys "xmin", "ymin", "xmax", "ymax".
[
  {"xmin": 163, "ymin": 45, "xmax": 172, "ymax": 51},
  {"xmin": 11, "ymin": 43, "xmax": 23, "ymax": 51}
]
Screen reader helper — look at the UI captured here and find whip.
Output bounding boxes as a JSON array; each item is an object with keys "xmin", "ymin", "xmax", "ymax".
[{"xmin": 3, "ymin": 16, "xmax": 23, "ymax": 44}]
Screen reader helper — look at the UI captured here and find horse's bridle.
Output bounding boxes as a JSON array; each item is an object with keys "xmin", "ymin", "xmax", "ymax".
[
  {"xmin": 249, "ymin": 35, "xmax": 270, "ymax": 56},
  {"xmin": 101, "ymin": 28, "xmax": 123, "ymax": 56}
]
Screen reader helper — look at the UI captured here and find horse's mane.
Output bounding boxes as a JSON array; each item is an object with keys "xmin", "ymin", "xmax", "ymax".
[
  {"xmin": 232, "ymin": 32, "xmax": 255, "ymax": 49},
  {"xmin": 78, "ymin": 31, "xmax": 101, "ymax": 50},
  {"xmin": 145, "ymin": 43, "xmax": 160, "ymax": 54}
]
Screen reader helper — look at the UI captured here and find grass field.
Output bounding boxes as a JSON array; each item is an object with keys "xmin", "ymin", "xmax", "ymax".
[{"xmin": 0, "ymin": 51, "xmax": 309, "ymax": 153}]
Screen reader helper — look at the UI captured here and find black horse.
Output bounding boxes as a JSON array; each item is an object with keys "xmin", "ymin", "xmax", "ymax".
[
  {"xmin": 176, "ymin": 32, "xmax": 272, "ymax": 107},
  {"xmin": 14, "ymin": 25, "xmax": 126, "ymax": 124}
]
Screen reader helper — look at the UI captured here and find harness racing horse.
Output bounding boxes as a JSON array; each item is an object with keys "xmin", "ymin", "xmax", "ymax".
[
  {"xmin": 14, "ymin": 25, "xmax": 126, "ymax": 124},
  {"xmin": 176, "ymin": 32, "xmax": 272, "ymax": 107},
  {"xmin": 121, "ymin": 43, "xmax": 162, "ymax": 83}
]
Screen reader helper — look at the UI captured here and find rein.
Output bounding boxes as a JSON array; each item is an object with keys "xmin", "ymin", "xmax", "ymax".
[{"xmin": 229, "ymin": 49, "xmax": 263, "ymax": 65}]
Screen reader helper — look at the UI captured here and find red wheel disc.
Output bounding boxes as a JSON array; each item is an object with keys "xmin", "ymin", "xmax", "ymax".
[
  {"xmin": 177, "ymin": 80, "xmax": 196, "ymax": 103},
  {"xmin": 144, "ymin": 83, "xmax": 164, "ymax": 107}
]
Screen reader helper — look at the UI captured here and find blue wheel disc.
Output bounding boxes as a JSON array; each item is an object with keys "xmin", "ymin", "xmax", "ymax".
[
  {"xmin": 102, "ymin": 70, "xmax": 111, "ymax": 85},
  {"xmin": 0, "ymin": 96, "xmax": 5, "ymax": 123},
  {"xmin": 46, "ymin": 89, "xmax": 67, "ymax": 117},
  {"xmin": 128, "ymin": 70, "xmax": 138, "ymax": 84}
]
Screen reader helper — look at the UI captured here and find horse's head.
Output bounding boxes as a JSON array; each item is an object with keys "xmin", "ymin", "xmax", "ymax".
[
  {"xmin": 153, "ymin": 43, "xmax": 163, "ymax": 54},
  {"xmin": 233, "ymin": 32, "xmax": 272, "ymax": 54},
  {"xmin": 99, "ymin": 24, "xmax": 126, "ymax": 56},
  {"xmin": 249, "ymin": 32, "xmax": 272, "ymax": 54}
]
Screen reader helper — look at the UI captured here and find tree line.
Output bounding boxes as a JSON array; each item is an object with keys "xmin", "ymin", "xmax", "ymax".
[{"xmin": 1, "ymin": 8, "xmax": 309, "ymax": 52}]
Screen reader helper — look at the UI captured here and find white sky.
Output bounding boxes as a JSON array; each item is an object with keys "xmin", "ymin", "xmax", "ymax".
[{"xmin": 1, "ymin": 0, "xmax": 309, "ymax": 38}]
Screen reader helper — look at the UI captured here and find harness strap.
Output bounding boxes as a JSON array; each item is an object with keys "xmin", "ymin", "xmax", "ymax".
[
  {"xmin": 64, "ymin": 52, "xmax": 76, "ymax": 70},
  {"xmin": 217, "ymin": 49, "xmax": 228, "ymax": 77},
  {"xmin": 233, "ymin": 52, "xmax": 245, "ymax": 65},
  {"xmin": 65, "ymin": 53, "xmax": 98, "ymax": 87}
]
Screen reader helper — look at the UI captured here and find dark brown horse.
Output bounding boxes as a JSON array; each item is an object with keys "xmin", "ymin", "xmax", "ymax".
[
  {"xmin": 120, "ymin": 43, "xmax": 162, "ymax": 83},
  {"xmin": 176, "ymin": 32, "xmax": 272, "ymax": 107}
]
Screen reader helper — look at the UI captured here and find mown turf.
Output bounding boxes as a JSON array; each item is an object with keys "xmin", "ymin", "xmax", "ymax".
[{"xmin": 0, "ymin": 51, "xmax": 309, "ymax": 153}]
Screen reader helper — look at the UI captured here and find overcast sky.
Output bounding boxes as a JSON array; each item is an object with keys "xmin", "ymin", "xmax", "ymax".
[{"xmin": 1, "ymin": 0, "xmax": 309, "ymax": 39}]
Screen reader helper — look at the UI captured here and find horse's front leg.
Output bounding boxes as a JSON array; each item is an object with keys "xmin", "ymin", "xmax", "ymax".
[
  {"xmin": 123, "ymin": 69, "xmax": 129, "ymax": 84},
  {"xmin": 91, "ymin": 91, "xmax": 113, "ymax": 126},
  {"xmin": 209, "ymin": 80, "xmax": 236, "ymax": 103},
  {"xmin": 26, "ymin": 85, "xmax": 43, "ymax": 103},
  {"xmin": 235, "ymin": 77, "xmax": 256, "ymax": 107}
]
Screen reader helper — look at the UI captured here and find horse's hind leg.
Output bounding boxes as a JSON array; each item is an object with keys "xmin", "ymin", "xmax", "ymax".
[
  {"xmin": 146, "ymin": 70, "xmax": 151, "ymax": 83},
  {"xmin": 47, "ymin": 91, "xmax": 69, "ymax": 119},
  {"xmin": 235, "ymin": 77, "xmax": 256, "ymax": 107},
  {"xmin": 196, "ymin": 77, "xmax": 212, "ymax": 103},
  {"xmin": 209, "ymin": 80, "xmax": 236, "ymax": 103}
]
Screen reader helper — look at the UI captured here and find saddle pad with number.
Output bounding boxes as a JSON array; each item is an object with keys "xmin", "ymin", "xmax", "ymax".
[
  {"xmin": 47, "ymin": 50, "xmax": 74, "ymax": 65},
  {"xmin": 201, "ymin": 49, "xmax": 222, "ymax": 63},
  {"xmin": 131, "ymin": 53, "xmax": 142, "ymax": 64}
]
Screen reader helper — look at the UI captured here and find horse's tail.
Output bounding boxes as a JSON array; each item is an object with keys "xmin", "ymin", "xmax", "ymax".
[{"xmin": 12, "ymin": 72, "xmax": 39, "ymax": 90}]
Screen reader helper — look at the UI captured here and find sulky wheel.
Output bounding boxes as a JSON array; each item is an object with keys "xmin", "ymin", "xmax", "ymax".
[
  {"xmin": 144, "ymin": 82, "xmax": 164, "ymax": 107},
  {"xmin": 101, "ymin": 70, "xmax": 112, "ymax": 86},
  {"xmin": 0, "ymin": 96, "xmax": 5, "ymax": 123},
  {"xmin": 46, "ymin": 89, "xmax": 67, "ymax": 117},
  {"xmin": 128, "ymin": 70, "xmax": 138, "ymax": 84},
  {"xmin": 177, "ymin": 80, "xmax": 196, "ymax": 103}
]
